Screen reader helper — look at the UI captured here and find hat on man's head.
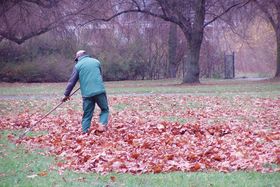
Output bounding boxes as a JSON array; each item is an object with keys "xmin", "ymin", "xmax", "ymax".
[{"xmin": 75, "ymin": 50, "xmax": 86, "ymax": 61}]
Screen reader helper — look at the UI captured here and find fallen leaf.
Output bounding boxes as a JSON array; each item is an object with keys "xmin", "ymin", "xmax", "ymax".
[
  {"xmin": 110, "ymin": 176, "xmax": 117, "ymax": 182},
  {"xmin": 191, "ymin": 163, "xmax": 201, "ymax": 172},
  {"xmin": 38, "ymin": 171, "xmax": 48, "ymax": 177}
]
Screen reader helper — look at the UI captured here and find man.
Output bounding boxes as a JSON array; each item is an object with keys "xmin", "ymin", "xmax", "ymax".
[{"xmin": 62, "ymin": 50, "xmax": 109, "ymax": 134}]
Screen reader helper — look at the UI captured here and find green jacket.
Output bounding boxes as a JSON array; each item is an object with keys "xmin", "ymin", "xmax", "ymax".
[{"xmin": 64, "ymin": 55, "xmax": 105, "ymax": 97}]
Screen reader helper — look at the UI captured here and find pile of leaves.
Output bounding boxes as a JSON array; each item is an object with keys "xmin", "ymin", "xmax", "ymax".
[{"xmin": 2, "ymin": 95, "xmax": 280, "ymax": 174}]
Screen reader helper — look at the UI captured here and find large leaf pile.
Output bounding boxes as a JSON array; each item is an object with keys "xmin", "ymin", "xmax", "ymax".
[{"xmin": 2, "ymin": 95, "xmax": 280, "ymax": 173}]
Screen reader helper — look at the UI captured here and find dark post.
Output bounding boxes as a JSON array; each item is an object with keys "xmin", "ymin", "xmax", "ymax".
[
  {"xmin": 224, "ymin": 52, "xmax": 235, "ymax": 79},
  {"xmin": 232, "ymin": 52, "xmax": 235, "ymax": 78}
]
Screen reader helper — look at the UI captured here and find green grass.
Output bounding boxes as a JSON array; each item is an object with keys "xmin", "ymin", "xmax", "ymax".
[
  {"xmin": 162, "ymin": 116, "xmax": 192, "ymax": 123},
  {"xmin": 1, "ymin": 79, "xmax": 280, "ymax": 186},
  {"xmin": 112, "ymin": 103, "xmax": 131, "ymax": 111},
  {"xmin": 1, "ymin": 78, "xmax": 280, "ymax": 97},
  {"xmin": 1, "ymin": 131, "xmax": 279, "ymax": 187}
]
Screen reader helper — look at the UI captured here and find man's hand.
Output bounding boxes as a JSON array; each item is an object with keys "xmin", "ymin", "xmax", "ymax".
[{"xmin": 62, "ymin": 96, "xmax": 70, "ymax": 102}]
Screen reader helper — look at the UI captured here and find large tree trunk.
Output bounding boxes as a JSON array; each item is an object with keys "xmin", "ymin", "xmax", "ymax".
[
  {"xmin": 181, "ymin": 0, "xmax": 205, "ymax": 84},
  {"xmin": 183, "ymin": 32, "xmax": 203, "ymax": 83},
  {"xmin": 255, "ymin": 0, "xmax": 280, "ymax": 78},
  {"xmin": 168, "ymin": 23, "xmax": 178, "ymax": 78},
  {"xmin": 276, "ymin": 34, "xmax": 280, "ymax": 77}
]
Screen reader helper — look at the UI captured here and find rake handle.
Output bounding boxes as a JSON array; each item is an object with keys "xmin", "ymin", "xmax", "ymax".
[{"xmin": 18, "ymin": 87, "xmax": 80, "ymax": 139}]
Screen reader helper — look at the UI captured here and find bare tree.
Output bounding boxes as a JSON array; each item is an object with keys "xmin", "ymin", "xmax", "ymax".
[
  {"xmin": 83, "ymin": 0, "xmax": 251, "ymax": 83},
  {"xmin": 0, "ymin": 0, "xmax": 96, "ymax": 44},
  {"xmin": 255, "ymin": 0, "xmax": 280, "ymax": 77},
  {"xmin": 0, "ymin": 0, "xmax": 61, "ymax": 44}
]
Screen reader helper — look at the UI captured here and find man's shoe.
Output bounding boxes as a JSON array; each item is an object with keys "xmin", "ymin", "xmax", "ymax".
[
  {"xmin": 97, "ymin": 125, "xmax": 108, "ymax": 132},
  {"xmin": 82, "ymin": 131, "xmax": 89, "ymax": 135},
  {"xmin": 82, "ymin": 129, "xmax": 91, "ymax": 135}
]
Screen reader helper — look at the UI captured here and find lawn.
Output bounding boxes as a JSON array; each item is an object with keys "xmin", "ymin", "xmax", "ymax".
[{"xmin": 0, "ymin": 79, "xmax": 280, "ymax": 187}]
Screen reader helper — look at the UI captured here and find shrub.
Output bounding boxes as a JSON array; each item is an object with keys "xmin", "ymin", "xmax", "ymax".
[{"xmin": 0, "ymin": 54, "xmax": 73, "ymax": 82}]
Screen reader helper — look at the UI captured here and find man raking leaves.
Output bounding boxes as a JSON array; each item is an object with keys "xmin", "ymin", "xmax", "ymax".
[
  {"xmin": 62, "ymin": 50, "xmax": 109, "ymax": 134},
  {"xmin": 18, "ymin": 50, "xmax": 109, "ymax": 139}
]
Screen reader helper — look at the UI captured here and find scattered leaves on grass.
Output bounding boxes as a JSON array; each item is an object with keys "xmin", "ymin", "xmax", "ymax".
[{"xmin": 1, "ymin": 95, "xmax": 280, "ymax": 174}]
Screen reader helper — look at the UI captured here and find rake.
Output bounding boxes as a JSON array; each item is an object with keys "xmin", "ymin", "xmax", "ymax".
[{"xmin": 18, "ymin": 87, "xmax": 80, "ymax": 139}]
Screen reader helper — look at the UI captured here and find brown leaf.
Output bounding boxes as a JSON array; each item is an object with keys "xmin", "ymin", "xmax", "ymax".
[
  {"xmin": 213, "ymin": 155, "xmax": 222, "ymax": 161},
  {"xmin": 152, "ymin": 164, "xmax": 163, "ymax": 173},
  {"xmin": 164, "ymin": 154, "xmax": 174, "ymax": 160},
  {"xmin": 130, "ymin": 152, "xmax": 140, "ymax": 159},
  {"xmin": 187, "ymin": 153, "xmax": 198, "ymax": 161},
  {"xmin": 191, "ymin": 163, "xmax": 201, "ymax": 172},
  {"xmin": 110, "ymin": 176, "xmax": 117, "ymax": 182},
  {"xmin": 38, "ymin": 171, "xmax": 48, "ymax": 177}
]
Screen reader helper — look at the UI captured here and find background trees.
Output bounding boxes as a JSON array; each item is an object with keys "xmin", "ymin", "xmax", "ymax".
[
  {"xmin": 0, "ymin": 0, "xmax": 278, "ymax": 82},
  {"xmin": 101, "ymin": 0, "xmax": 252, "ymax": 83}
]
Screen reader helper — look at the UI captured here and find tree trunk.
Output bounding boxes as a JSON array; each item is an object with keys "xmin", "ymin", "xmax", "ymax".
[
  {"xmin": 276, "ymin": 34, "xmax": 280, "ymax": 77},
  {"xmin": 181, "ymin": 0, "xmax": 205, "ymax": 84},
  {"xmin": 256, "ymin": 0, "xmax": 280, "ymax": 77},
  {"xmin": 168, "ymin": 23, "xmax": 178, "ymax": 78},
  {"xmin": 182, "ymin": 32, "xmax": 203, "ymax": 83}
]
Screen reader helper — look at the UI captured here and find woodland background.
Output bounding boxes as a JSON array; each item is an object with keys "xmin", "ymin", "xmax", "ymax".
[{"xmin": 0, "ymin": 0, "xmax": 278, "ymax": 82}]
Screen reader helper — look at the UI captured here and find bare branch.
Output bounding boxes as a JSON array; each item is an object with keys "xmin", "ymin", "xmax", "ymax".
[
  {"xmin": 204, "ymin": 0, "xmax": 252, "ymax": 28},
  {"xmin": 0, "ymin": 23, "xmax": 57, "ymax": 44},
  {"xmin": 0, "ymin": 0, "xmax": 92, "ymax": 44},
  {"xmin": 79, "ymin": 6, "xmax": 179, "ymax": 27},
  {"xmin": 24, "ymin": 0, "xmax": 59, "ymax": 8},
  {"xmin": 255, "ymin": 0, "xmax": 277, "ymax": 30},
  {"xmin": 0, "ymin": 1, "xmax": 20, "ymax": 17}
]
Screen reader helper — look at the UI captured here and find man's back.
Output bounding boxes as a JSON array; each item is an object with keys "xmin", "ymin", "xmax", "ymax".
[{"xmin": 75, "ymin": 55, "xmax": 105, "ymax": 97}]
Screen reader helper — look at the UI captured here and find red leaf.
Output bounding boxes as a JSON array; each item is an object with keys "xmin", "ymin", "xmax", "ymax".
[
  {"xmin": 7, "ymin": 134, "xmax": 15, "ymax": 141},
  {"xmin": 56, "ymin": 162, "xmax": 64, "ymax": 167},
  {"xmin": 191, "ymin": 163, "xmax": 201, "ymax": 172},
  {"xmin": 141, "ymin": 142, "xmax": 151, "ymax": 149},
  {"xmin": 276, "ymin": 155, "xmax": 280, "ymax": 165}
]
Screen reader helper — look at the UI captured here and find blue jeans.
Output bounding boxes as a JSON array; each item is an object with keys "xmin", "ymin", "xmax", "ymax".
[{"xmin": 82, "ymin": 93, "xmax": 109, "ymax": 133}]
